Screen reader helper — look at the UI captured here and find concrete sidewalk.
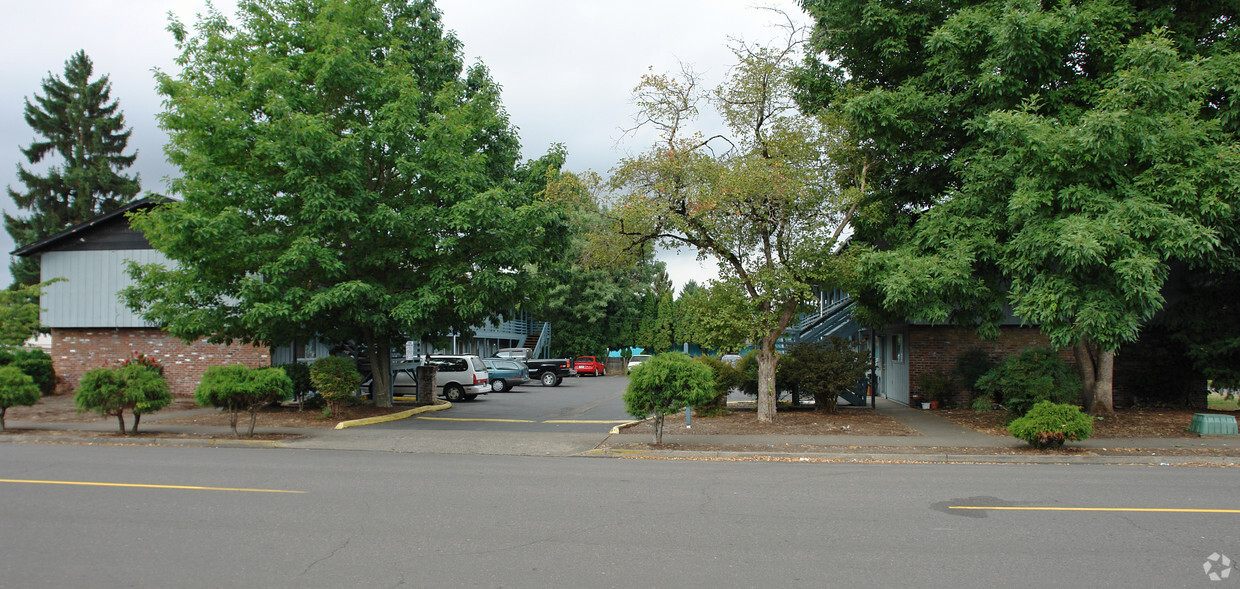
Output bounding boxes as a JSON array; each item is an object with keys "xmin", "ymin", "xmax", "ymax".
[{"xmin": 2, "ymin": 397, "xmax": 1238, "ymax": 465}]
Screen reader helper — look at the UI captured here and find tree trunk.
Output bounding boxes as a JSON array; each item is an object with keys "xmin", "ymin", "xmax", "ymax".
[
  {"xmin": 368, "ymin": 338, "xmax": 394, "ymax": 408},
  {"xmin": 653, "ymin": 413, "xmax": 665, "ymax": 445},
  {"xmin": 115, "ymin": 412, "xmax": 126, "ymax": 434},
  {"xmin": 228, "ymin": 408, "xmax": 239, "ymax": 437},
  {"xmin": 1074, "ymin": 339, "xmax": 1116, "ymax": 415},
  {"xmin": 131, "ymin": 413, "xmax": 141, "ymax": 433},
  {"xmin": 756, "ymin": 336, "xmax": 778, "ymax": 423},
  {"xmin": 1, "ymin": 407, "xmax": 7, "ymax": 431},
  {"xmin": 248, "ymin": 409, "xmax": 259, "ymax": 436}
]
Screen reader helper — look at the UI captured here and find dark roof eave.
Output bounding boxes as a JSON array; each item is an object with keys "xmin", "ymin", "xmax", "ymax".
[{"xmin": 10, "ymin": 195, "xmax": 176, "ymax": 257}]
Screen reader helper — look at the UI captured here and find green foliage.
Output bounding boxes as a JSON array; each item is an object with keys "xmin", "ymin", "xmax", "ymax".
[
  {"xmin": 310, "ymin": 357, "xmax": 361, "ymax": 417},
  {"xmin": 919, "ymin": 369, "xmax": 955, "ymax": 405},
  {"xmin": 1008, "ymin": 401, "xmax": 1094, "ymax": 449},
  {"xmin": 0, "ymin": 346, "xmax": 56, "ymax": 396},
  {"xmin": 975, "ymin": 348, "xmax": 1081, "ymax": 416},
  {"xmin": 970, "ymin": 394, "xmax": 997, "ymax": 413},
  {"xmin": 276, "ymin": 362, "xmax": 314, "ymax": 409},
  {"xmin": 76, "ymin": 363, "xmax": 168, "ymax": 433},
  {"xmin": 605, "ymin": 27, "xmax": 863, "ymax": 422},
  {"xmin": 124, "ymin": 364, "xmax": 171, "ymax": 432},
  {"xmin": 693, "ymin": 354, "xmax": 740, "ymax": 413},
  {"xmin": 624, "ymin": 352, "xmax": 716, "ymax": 444},
  {"xmin": 0, "ymin": 282, "xmax": 58, "ymax": 347},
  {"xmin": 5, "ymin": 50, "xmax": 140, "ymax": 286},
  {"xmin": 781, "ymin": 338, "xmax": 869, "ymax": 413},
  {"xmin": 954, "ymin": 348, "xmax": 996, "ymax": 395},
  {"xmin": 0, "ymin": 365, "xmax": 40, "ymax": 430},
  {"xmin": 195, "ymin": 364, "xmax": 293, "ymax": 436},
  {"xmin": 122, "ymin": 0, "xmax": 569, "ymax": 409},
  {"xmin": 805, "ymin": 1, "xmax": 1240, "ymax": 414}
]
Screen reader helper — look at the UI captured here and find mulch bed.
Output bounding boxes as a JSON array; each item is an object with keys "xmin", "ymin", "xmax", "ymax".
[
  {"xmin": 619, "ymin": 405, "xmax": 916, "ymax": 437},
  {"xmin": 936, "ymin": 407, "xmax": 1217, "ymax": 439}
]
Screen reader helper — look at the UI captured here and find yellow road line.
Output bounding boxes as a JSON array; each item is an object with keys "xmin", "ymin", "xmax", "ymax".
[
  {"xmin": 415, "ymin": 417, "xmax": 535, "ymax": 423},
  {"xmin": 542, "ymin": 420, "xmax": 634, "ymax": 424},
  {"xmin": 951, "ymin": 506, "xmax": 1240, "ymax": 514},
  {"xmin": 0, "ymin": 478, "xmax": 304, "ymax": 494}
]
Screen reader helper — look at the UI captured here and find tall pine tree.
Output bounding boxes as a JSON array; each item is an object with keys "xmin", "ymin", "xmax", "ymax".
[{"xmin": 6, "ymin": 50, "xmax": 140, "ymax": 286}]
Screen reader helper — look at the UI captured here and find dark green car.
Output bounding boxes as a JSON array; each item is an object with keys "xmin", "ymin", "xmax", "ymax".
[{"xmin": 482, "ymin": 358, "xmax": 530, "ymax": 392}]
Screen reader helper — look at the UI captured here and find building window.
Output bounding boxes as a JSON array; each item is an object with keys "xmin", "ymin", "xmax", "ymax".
[{"xmin": 891, "ymin": 334, "xmax": 903, "ymax": 363}]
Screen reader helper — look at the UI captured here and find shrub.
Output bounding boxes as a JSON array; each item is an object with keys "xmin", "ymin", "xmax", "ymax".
[
  {"xmin": 0, "ymin": 347, "xmax": 55, "ymax": 396},
  {"xmin": 276, "ymin": 362, "xmax": 314, "ymax": 410},
  {"xmin": 195, "ymin": 364, "xmax": 294, "ymax": 436},
  {"xmin": 693, "ymin": 355, "xmax": 739, "ymax": 414},
  {"xmin": 125, "ymin": 364, "xmax": 172, "ymax": 433},
  {"xmin": 1008, "ymin": 401, "xmax": 1094, "ymax": 449},
  {"xmin": 0, "ymin": 365, "xmax": 40, "ymax": 430},
  {"xmin": 953, "ymin": 347, "xmax": 995, "ymax": 396},
  {"xmin": 310, "ymin": 356, "xmax": 361, "ymax": 417},
  {"xmin": 623, "ymin": 352, "xmax": 716, "ymax": 444},
  {"xmin": 970, "ymin": 394, "xmax": 997, "ymax": 413},
  {"xmin": 975, "ymin": 347, "xmax": 1081, "ymax": 415},
  {"xmin": 735, "ymin": 350, "xmax": 796, "ymax": 400},
  {"xmin": 780, "ymin": 338, "xmax": 869, "ymax": 413},
  {"xmin": 920, "ymin": 369, "xmax": 955, "ymax": 407},
  {"xmin": 75, "ymin": 363, "xmax": 170, "ymax": 433}
]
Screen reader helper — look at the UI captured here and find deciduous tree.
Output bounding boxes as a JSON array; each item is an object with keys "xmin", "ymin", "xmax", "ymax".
[
  {"xmin": 607, "ymin": 20, "xmax": 860, "ymax": 422},
  {"xmin": 123, "ymin": 0, "xmax": 568, "ymax": 407},
  {"xmin": 799, "ymin": 0, "xmax": 1240, "ymax": 414}
]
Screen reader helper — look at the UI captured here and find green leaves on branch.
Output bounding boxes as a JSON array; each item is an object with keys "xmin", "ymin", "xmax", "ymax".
[
  {"xmin": 124, "ymin": 0, "xmax": 570, "ymax": 408},
  {"xmin": 195, "ymin": 364, "xmax": 293, "ymax": 436},
  {"xmin": 623, "ymin": 352, "xmax": 716, "ymax": 444},
  {"xmin": 0, "ymin": 366, "xmax": 40, "ymax": 431},
  {"xmin": 75, "ymin": 363, "xmax": 170, "ymax": 433}
]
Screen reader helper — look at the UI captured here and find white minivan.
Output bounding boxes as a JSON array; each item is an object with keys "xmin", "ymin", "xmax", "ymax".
[{"xmin": 392, "ymin": 355, "xmax": 490, "ymax": 401}]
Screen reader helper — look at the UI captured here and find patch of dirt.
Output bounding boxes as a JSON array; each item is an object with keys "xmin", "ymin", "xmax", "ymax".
[
  {"xmin": 936, "ymin": 407, "xmax": 1226, "ymax": 439},
  {"xmin": 2, "ymin": 392, "xmax": 422, "ymax": 433},
  {"xmin": 619, "ymin": 405, "xmax": 916, "ymax": 437}
]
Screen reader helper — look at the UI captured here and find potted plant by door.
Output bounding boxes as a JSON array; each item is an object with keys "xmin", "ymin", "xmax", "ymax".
[{"xmin": 920, "ymin": 370, "xmax": 954, "ymax": 410}]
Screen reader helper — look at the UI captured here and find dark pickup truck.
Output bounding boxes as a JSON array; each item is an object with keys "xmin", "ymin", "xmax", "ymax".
[{"xmin": 496, "ymin": 348, "xmax": 574, "ymax": 386}]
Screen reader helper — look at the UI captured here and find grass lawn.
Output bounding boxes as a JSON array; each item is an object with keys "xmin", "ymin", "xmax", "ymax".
[{"xmin": 1207, "ymin": 392, "xmax": 1239, "ymax": 412}]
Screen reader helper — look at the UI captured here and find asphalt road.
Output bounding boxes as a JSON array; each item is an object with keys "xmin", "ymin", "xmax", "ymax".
[
  {"xmin": 2, "ymin": 444, "xmax": 1238, "ymax": 588},
  {"xmin": 381, "ymin": 373, "xmax": 634, "ymax": 433}
]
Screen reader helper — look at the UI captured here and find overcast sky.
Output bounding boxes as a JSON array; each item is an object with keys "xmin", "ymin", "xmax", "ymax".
[{"xmin": 1, "ymin": 0, "xmax": 809, "ymax": 291}]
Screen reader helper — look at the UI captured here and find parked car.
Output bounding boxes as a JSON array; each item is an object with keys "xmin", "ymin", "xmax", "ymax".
[
  {"xmin": 497, "ymin": 347, "xmax": 574, "ymax": 386},
  {"xmin": 721, "ymin": 353, "xmax": 742, "ymax": 366},
  {"xmin": 389, "ymin": 355, "xmax": 490, "ymax": 401},
  {"xmin": 482, "ymin": 358, "xmax": 529, "ymax": 392},
  {"xmin": 573, "ymin": 355, "xmax": 606, "ymax": 376},
  {"xmin": 627, "ymin": 354, "xmax": 651, "ymax": 372}
]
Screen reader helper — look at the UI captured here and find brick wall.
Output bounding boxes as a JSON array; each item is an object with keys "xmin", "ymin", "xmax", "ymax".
[
  {"xmin": 907, "ymin": 325, "xmax": 1076, "ymax": 406},
  {"xmin": 51, "ymin": 328, "xmax": 270, "ymax": 397}
]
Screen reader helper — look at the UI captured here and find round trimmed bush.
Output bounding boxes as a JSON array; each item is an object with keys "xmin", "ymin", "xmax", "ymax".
[
  {"xmin": 0, "ymin": 365, "xmax": 40, "ymax": 430},
  {"xmin": 310, "ymin": 356, "xmax": 361, "ymax": 417},
  {"xmin": 1008, "ymin": 401, "xmax": 1094, "ymax": 449}
]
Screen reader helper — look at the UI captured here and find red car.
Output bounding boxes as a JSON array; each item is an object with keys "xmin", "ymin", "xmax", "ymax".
[{"xmin": 573, "ymin": 356, "xmax": 606, "ymax": 376}]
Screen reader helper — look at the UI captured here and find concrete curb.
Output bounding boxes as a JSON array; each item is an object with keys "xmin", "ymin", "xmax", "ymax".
[
  {"xmin": 580, "ymin": 448, "xmax": 1240, "ymax": 466},
  {"xmin": 333, "ymin": 401, "xmax": 451, "ymax": 429}
]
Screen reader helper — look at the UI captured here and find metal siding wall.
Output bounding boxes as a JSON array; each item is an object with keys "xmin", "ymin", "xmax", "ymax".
[{"xmin": 41, "ymin": 250, "xmax": 172, "ymax": 328}]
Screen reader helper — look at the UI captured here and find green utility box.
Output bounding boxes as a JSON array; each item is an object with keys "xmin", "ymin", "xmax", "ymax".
[{"xmin": 1190, "ymin": 414, "xmax": 1238, "ymax": 436}]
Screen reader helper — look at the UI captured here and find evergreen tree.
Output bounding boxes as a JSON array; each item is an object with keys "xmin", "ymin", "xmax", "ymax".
[{"xmin": 5, "ymin": 50, "xmax": 141, "ymax": 286}]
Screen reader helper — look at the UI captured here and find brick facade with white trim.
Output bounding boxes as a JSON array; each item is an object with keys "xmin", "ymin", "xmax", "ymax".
[{"xmin": 52, "ymin": 328, "xmax": 270, "ymax": 397}]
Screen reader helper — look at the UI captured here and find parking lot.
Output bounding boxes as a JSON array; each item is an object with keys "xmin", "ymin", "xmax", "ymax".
[{"xmin": 376, "ymin": 373, "xmax": 634, "ymax": 433}]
